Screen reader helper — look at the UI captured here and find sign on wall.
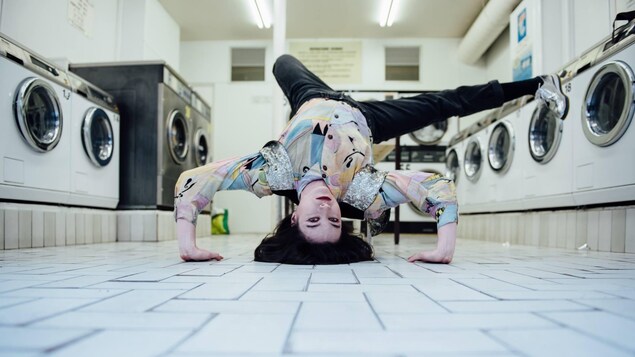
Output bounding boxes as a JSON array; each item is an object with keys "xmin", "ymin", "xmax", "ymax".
[
  {"xmin": 510, "ymin": 4, "xmax": 533, "ymax": 81},
  {"xmin": 289, "ymin": 41, "xmax": 362, "ymax": 84},
  {"xmin": 68, "ymin": 0, "xmax": 95, "ymax": 38}
]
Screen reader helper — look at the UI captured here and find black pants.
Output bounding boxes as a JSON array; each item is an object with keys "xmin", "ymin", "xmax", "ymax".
[{"xmin": 273, "ymin": 54, "xmax": 507, "ymax": 143}]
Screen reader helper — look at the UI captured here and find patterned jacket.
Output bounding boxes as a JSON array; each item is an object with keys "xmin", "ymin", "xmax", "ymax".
[{"xmin": 174, "ymin": 98, "xmax": 458, "ymax": 234}]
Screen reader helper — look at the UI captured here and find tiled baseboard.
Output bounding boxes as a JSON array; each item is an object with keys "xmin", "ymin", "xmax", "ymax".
[
  {"xmin": 116, "ymin": 210, "xmax": 211, "ymax": 242},
  {"xmin": 1, "ymin": 204, "xmax": 212, "ymax": 249},
  {"xmin": 0, "ymin": 202, "xmax": 117, "ymax": 249},
  {"xmin": 457, "ymin": 205, "xmax": 635, "ymax": 253}
]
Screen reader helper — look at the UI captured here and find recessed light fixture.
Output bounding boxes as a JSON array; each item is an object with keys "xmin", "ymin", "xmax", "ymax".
[
  {"xmin": 379, "ymin": 0, "xmax": 399, "ymax": 27},
  {"xmin": 251, "ymin": 0, "xmax": 271, "ymax": 29}
]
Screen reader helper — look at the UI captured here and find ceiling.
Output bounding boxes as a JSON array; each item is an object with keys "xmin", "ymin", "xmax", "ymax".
[{"xmin": 159, "ymin": 0, "xmax": 489, "ymax": 41}]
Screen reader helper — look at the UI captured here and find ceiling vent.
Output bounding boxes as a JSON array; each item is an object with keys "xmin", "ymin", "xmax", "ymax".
[{"xmin": 457, "ymin": 0, "xmax": 521, "ymax": 65}]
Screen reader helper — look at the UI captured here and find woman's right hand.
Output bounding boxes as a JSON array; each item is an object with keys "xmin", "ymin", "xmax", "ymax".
[
  {"xmin": 180, "ymin": 247, "xmax": 223, "ymax": 262},
  {"xmin": 177, "ymin": 219, "xmax": 224, "ymax": 261}
]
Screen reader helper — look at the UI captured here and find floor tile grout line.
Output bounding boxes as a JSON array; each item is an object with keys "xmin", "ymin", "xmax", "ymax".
[
  {"xmin": 385, "ymin": 266, "xmax": 404, "ymax": 278},
  {"xmin": 362, "ymin": 291, "xmax": 386, "ymax": 330},
  {"xmin": 563, "ymin": 299, "xmax": 635, "ymax": 322},
  {"xmin": 351, "ymin": 268, "xmax": 361, "ymax": 285},
  {"xmin": 448, "ymin": 278, "xmax": 501, "ymax": 301},
  {"xmin": 151, "ymin": 281, "xmax": 210, "ymax": 309},
  {"xmin": 282, "ymin": 301, "xmax": 303, "ymax": 354},
  {"xmin": 533, "ymin": 310, "xmax": 635, "ymax": 354},
  {"xmin": 480, "ymin": 328, "xmax": 528, "ymax": 357},
  {"xmin": 233, "ymin": 276, "xmax": 265, "ymax": 300},
  {"xmin": 17, "ymin": 291, "xmax": 131, "ymax": 327},
  {"xmin": 43, "ymin": 328, "xmax": 102, "ymax": 354},
  {"xmin": 409, "ymin": 285, "xmax": 454, "ymax": 313},
  {"xmin": 158, "ymin": 313, "xmax": 218, "ymax": 356},
  {"xmin": 303, "ymin": 273, "xmax": 313, "ymax": 292},
  {"xmin": 0, "ymin": 297, "xmax": 39, "ymax": 310}
]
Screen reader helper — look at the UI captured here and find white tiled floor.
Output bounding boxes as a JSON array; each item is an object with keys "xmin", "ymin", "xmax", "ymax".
[{"xmin": 0, "ymin": 233, "xmax": 634, "ymax": 356}]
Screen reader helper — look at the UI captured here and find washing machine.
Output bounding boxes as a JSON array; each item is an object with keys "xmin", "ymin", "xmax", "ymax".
[
  {"xmin": 67, "ymin": 72, "xmax": 120, "ymax": 209},
  {"xmin": 0, "ymin": 34, "xmax": 72, "ymax": 205},
  {"xmin": 190, "ymin": 91, "xmax": 212, "ymax": 168},
  {"xmin": 70, "ymin": 62, "xmax": 194, "ymax": 210},
  {"xmin": 572, "ymin": 21, "xmax": 635, "ymax": 206},
  {"xmin": 517, "ymin": 97, "xmax": 574, "ymax": 210},
  {"xmin": 445, "ymin": 129, "xmax": 468, "ymax": 210},
  {"xmin": 460, "ymin": 111, "xmax": 499, "ymax": 213},
  {"xmin": 484, "ymin": 97, "xmax": 530, "ymax": 212}
]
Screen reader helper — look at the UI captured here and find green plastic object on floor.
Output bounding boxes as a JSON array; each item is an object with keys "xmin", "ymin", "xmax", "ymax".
[{"xmin": 211, "ymin": 208, "xmax": 230, "ymax": 235}]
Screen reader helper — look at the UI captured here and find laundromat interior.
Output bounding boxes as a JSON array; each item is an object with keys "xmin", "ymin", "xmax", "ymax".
[{"xmin": 1, "ymin": 0, "xmax": 635, "ymax": 355}]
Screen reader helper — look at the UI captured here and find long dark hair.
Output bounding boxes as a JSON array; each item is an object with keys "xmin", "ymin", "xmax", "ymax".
[{"xmin": 254, "ymin": 214, "xmax": 374, "ymax": 264}]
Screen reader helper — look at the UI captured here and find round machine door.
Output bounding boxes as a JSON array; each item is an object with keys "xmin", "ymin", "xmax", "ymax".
[
  {"xmin": 488, "ymin": 121, "xmax": 515, "ymax": 174},
  {"xmin": 463, "ymin": 138, "xmax": 482, "ymax": 182},
  {"xmin": 445, "ymin": 148, "xmax": 460, "ymax": 183},
  {"xmin": 194, "ymin": 129, "xmax": 209, "ymax": 166},
  {"xmin": 528, "ymin": 103, "xmax": 563, "ymax": 164},
  {"xmin": 14, "ymin": 77, "xmax": 64, "ymax": 152},
  {"xmin": 582, "ymin": 61, "xmax": 634, "ymax": 146},
  {"xmin": 408, "ymin": 169, "xmax": 443, "ymax": 216},
  {"xmin": 167, "ymin": 110, "xmax": 189, "ymax": 164},
  {"xmin": 82, "ymin": 108, "xmax": 114, "ymax": 167},
  {"xmin": 409, "ymin": 121, "xmax": 448, "ymax": 145}
]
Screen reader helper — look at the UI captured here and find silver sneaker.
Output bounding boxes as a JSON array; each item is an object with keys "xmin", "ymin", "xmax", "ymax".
[{"xmin": 536, "ymin": 74, "xmax": 569, "ymax": 120}]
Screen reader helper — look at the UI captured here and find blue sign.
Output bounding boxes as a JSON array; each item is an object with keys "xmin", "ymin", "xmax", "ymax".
[{"xmin": 517, "ymin": 8, "xmax": 527, "ymax": 43}]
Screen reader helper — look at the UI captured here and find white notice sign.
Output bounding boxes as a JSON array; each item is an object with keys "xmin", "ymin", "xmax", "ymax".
[
  {"xmin": 68, "ymin": 0, "xmax": 94, "ymax": 38},
  {"xmin": 289, "ymin": 42, "xmax": 362, "ymax": 84}
]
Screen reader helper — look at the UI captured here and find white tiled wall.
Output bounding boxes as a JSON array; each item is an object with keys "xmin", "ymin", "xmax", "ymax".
[
  {"xmin": 458, "ymin": 205, "xmax": 634, "ymax": 253},
  {"xmin": 1, "ymin": 203, "xmax": 117, "ymax": 250},
  {"xmin": 116, "ymin": 210, "xmax": 211, "ymax": 242}
]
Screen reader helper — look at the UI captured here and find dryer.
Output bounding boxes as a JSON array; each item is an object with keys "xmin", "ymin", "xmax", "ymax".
[
  {"xmin": 572, "ymin": 22, "xmax": 635, "ymax": 206},
  {"xmin": 67, "ymin": 72, "xmax": 120, "ymax": 209},
  {"xmin": 0, "ymin": 34, "xmax": 72, "ymax": 205},
  {"xmin": 70, "ymin": 62, "xmax": 194, "ymax": 210},
  {"xmin": 190, "ymin": 91, "xmax": 212, "ymax": 168}
]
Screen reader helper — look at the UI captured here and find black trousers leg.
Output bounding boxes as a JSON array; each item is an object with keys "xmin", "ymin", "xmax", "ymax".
[
  {"xmin": 358, "ymin": 81, "xmax": 505, "ymax": 143},
  {"xmin": 273, "ymin": 55, "xmax": 522, "ymax": 144}
]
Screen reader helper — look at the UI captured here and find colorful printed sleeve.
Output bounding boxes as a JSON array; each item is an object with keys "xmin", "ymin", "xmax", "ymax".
[
  {"xmin": 174, "ymin": 153, "xmax": 272, "ymax": 224},
  {"xmin": 365, "ymin": 171, "xmax": 458, "ymax": 228}
]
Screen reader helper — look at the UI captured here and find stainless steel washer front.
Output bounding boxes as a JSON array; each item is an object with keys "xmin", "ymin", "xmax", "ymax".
[
  {"xmin": 193, "ymin": 128, "xmax": 209, "ymax": 166},
  {"xmin": 166, "ymin": 109, "xmax": 189, "ymax": 164},
  {"xmin": 14, "ymin": 77, "xmax": 63, "ymax": 152},
  {"xmin": 582, "ymin": 61, "xmax": 635, "ymax": 147}
]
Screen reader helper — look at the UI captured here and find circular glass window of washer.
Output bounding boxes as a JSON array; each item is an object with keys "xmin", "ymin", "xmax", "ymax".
[
  {"xmin": 445, "ymin": 148, "xmax": 459, "ymax": 182},
  {"xmin": 168, "ymin": 111, "xmax": 189, "ymax": 163},
  {"xmin": 83, "ymin": 108, "xmax": 114, "ymax": 167},
  {"xmin": 528, "ymin": 104, "xmax": 562, "ymax": 163},
  {"xmin": 25, "ymin": 85, "xmax": 62, "ymax": 149},
  {"xmin": 409, "ymin": 121, "xmax": 448, "ymax": 145},
  {"xmin": 464, "ymin": 140, "xmax": 482, "ymax": 181}
]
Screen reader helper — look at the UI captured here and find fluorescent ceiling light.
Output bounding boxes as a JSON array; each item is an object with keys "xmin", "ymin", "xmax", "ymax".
[
  {"xmin": 379, "ymin": 0, "xmax": 399, "ymax": 27},
  {"xmin": 250, "ymin": 0, "xmax": 271, "ymax": 29}
]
